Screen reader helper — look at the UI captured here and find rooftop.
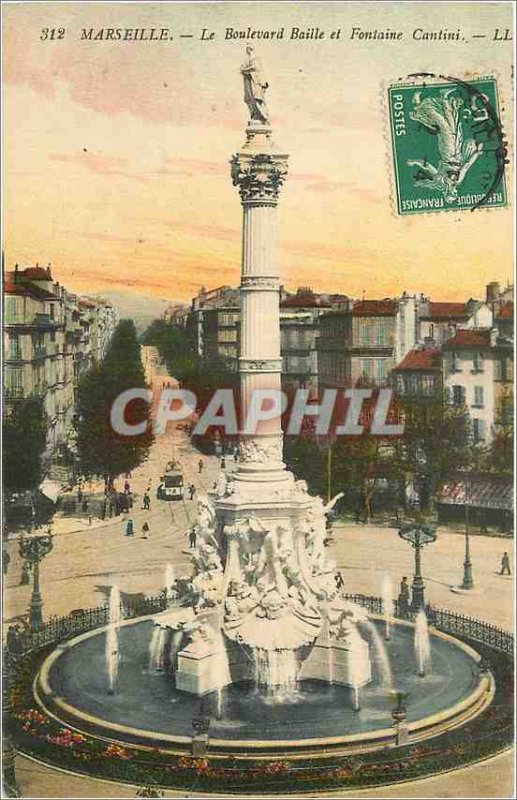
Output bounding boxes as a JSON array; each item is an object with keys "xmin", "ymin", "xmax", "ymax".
[
  {"xmin": 352, "ymin": 299, "xmax": 398, "ymax": 316},
  {"xmin": 442, "ymin": 329, "xmax": 492, "ymax": 349},
  {"xmin": 421, "ymin": 302, "xmax": 469, "ymax": 319},
  {"xmin": 394, "ymin": 346, "xmax": 441, "ymax": 371}
]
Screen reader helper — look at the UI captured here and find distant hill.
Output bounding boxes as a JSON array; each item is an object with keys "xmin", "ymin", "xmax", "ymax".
[{"xmin": 92, "ymin": 290, "xmax": 180, "ymax": 334}]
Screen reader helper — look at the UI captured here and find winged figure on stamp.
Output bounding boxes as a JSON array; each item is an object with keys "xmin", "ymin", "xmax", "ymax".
[{"xmin": 406, "ymin": 88, "xmax": 484, "ymax": 202}]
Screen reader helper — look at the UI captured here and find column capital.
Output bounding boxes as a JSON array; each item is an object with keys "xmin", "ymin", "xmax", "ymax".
[{"xmin": 231, "ymin": 151, "xmax": 288, "ymax": 205}]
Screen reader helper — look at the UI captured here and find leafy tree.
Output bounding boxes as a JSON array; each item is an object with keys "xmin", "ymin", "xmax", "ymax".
[
  {"xmin": 484, "ymin": 429, "xmax": 513, "ymax": 475},
  {"xmin": 392, "ymin": 391, "xmax": 474, "ymax": 512},
  {"xmin": 3, "ymin": 398, "xmax": 47, "ymax": 491},
  {"xmin": 75, "ymin": 320, "xmax": 153, "ymax": 480},
  {"xmin": 141, "ymin": 318, "xmax": 238, "ymax": 415},
  {"xmin": 332, "ymin": 435, "xmax": 402, "ymax": 522},
  {"xmin": 283, "ymin": 437, "xmax": 326, "ymax": 497}
]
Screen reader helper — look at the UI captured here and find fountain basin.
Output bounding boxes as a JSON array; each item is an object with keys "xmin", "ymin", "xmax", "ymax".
[{"xmin": 35, "ymin": 614, "xmax": 492, "ymax": 755}]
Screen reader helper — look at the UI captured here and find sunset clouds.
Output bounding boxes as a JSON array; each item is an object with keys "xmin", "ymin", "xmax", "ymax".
[{"xmin": 3, "ymin": 2, "xmax": 513, "ymax": 303}]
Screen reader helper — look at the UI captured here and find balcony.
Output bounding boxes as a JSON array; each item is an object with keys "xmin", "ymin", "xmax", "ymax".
[
  {"xmin": 34, "ymin": 313, "xmax": 59, "ymax": 328},
  {"xmin": 4, "ymin": 386, "xmax": 24, "ymax": 399}
]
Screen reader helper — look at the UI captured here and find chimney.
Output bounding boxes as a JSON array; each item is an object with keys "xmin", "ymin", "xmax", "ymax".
[{"xmin": 486, "ymin": 282, "xmax": 500, "ymax": 303}]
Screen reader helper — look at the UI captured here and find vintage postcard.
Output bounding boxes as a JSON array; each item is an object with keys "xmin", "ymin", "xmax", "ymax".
[{"xmin": 2, "ymin": 2, "xmax": 514, "ymax": 798}]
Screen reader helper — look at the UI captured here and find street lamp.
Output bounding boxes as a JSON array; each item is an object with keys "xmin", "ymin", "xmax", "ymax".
[
  {"xmin": 460, "ymin": 477, "xmax": 474, "ymax": 590},
  {"xmin": 19, "ymin": 530, "xmax": 54, "ymax": 632},
  {"xmin": 398, "ymin": 521, "xmax": 437, "ymax": 610}
]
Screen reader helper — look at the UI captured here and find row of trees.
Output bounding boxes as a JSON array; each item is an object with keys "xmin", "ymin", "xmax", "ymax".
[
  {"xmin": 3, "ymin": 319, "xmax": 153, "ymax": 495},
  {"xmin": 285, "ymin": 391, "xmax": 512, "ymax": 521},
  {"xmin": 141, "ymin": 319, "xmax": 237, "ymax": 411},
  {"xmin": 3, "ymin": 398, "xmax": 47, "ymax": 491},
  {"xmin": 75, "ymin": 319, "xmax": 153, "ymax": 480}
]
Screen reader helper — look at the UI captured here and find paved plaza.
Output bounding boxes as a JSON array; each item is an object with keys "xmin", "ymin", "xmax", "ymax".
[{"xmin": 4, "ymin": 366, "xmax": 514, "ymax": 798}]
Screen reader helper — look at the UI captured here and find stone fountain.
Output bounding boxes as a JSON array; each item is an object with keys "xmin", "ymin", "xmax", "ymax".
[
  {"xmin": 34, "ymin": 52, "xmax": 493, "ymax": 759},
  {"xmin": 154, "ymin": 46, "xmax": 372, "ymax": 698}
]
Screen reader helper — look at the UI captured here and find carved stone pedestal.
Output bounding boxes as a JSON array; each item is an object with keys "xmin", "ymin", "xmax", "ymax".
[
  {"xmin": 299, "ymin": 625, "xmax": 371, "ymax": 688},
  {"xmin": 176, "ymin": 640, "xmax": 231, "ymax": 696}
]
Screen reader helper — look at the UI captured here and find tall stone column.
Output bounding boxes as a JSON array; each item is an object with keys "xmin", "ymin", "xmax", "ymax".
[{"xmin": 231, "ymin": 122, "xmax": 288, "ymax": 484}]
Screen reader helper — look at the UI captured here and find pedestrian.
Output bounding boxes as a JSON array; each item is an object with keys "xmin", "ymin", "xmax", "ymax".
[
  {"xmin": 221, "ymin": 456, "xmax": 226, "ymax": 470},
  {"xmin": 189, "ymin": 484, "xmax": 196, "ymax": 500},
  {"xmin": 124, "ymin": 480, "xmax": 131, "ymax": 495},
  {"xmin": 198, "ymin": 459, "xmax": 203, "ymax": 474},
  {"xmin": 142, "ymin": 522, "xmax": 150, "ymax": 539},
  {"xmin": 335, "ymin": 571, "xmax": 344, "ymax": 591},
  {"xmin": 398, "ymin": 576, "xmax": 411, "ymax": 616},
  {"xmin": 499, "ymin": 551, "xmax": 511, "ymax": 576},
  {"xmin": 189, "ymin": 528, "xmax": 197, "ymax": 548},
  {"xmin": 20, "ymin": 562, "xmax": 30, "ymax": 585},
  {"xmin": 142, "ymin": 492, "xmax": 151, "ymax": 510},
  {"xmin": 77, "ymin": 486, "xmax": 83, "ymax": 504},
  {"xmin": 125, "ymin": 518, "xmax": 134, "ymax": 537},
  {"xmin": 88, "ymin": 514, "xmax": 93, "ymax": 526},
  {"xmin": 6, "ymin": 625, "xmax": 18, "ymax": 654}
]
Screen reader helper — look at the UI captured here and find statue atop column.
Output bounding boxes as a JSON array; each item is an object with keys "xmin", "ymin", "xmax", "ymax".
[{"xmin": 241, "ymin": 45, "xmax": 269, "ymax": 124}]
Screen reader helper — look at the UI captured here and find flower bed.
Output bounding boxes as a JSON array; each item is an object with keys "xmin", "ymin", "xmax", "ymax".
[{"xmin": 7, "ymin": 638, "xmax": 513, "ymax": 793}]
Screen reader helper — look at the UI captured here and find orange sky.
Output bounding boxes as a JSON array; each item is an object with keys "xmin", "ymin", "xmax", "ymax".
[{"xmin": 2, "ymin": 2, "xmax": 514, "ymax": 304}]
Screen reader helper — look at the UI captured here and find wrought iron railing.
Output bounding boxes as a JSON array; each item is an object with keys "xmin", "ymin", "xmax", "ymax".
[
  {"xmin": 5, "ymin": 591, "xmax": 514, "ymax": 659},
  {"xmin": 343, "ymin": 592, "xmax": 514, "ymax": 655}
]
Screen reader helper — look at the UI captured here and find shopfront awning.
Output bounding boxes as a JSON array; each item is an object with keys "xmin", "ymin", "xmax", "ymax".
[{"xmin": 437, "ymin": 476, "xmax": 513, "ymax": 511}]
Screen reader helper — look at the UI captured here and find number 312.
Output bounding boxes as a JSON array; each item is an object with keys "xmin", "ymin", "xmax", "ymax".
[{"xmin": 40, "ymin": 28, "xmax": 65, "ymax": 40}]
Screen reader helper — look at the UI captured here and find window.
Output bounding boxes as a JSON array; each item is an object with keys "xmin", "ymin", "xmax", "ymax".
[
  {"xmin": 8, "ymin": 334, "xmax": 22, "ymax": 360},
  {"xmin": 472, "ymin": 418, "xmax": 485, "ymax": 443},
  {"xmin": 473, "ymin": 352, "xmax": 484, "ymax": 373},
  {"xmin": 499, "ymin": 396, "xmax": 513, "ymax": 426},
  {"xmin": 49, "ymin": 303, "xmax": 55, "ymax": 319},
  {"xmin": 396, "ymin": 375, "xmax": 405, "ymax": 395},
  {"xmin": 421, "ymin": 375, "xmax": 435, "ymax": 395},
  {"xmin": 473, "ymin": 386, "xmax": 484, "ymax": 407},
  {"xmin": 4, "ymin": 296, "xmax": 24, "ymax": 324},
  {"xmin": 499, "ymin": 357, "xmax": 508, "ymax": 381},
  {"xmin": 429, "ymin": 323, "xmax": 435, "ymax": 340},
  {"xmin": 218, "ymin": 329, "xmax": 237, "ymax": 343},
  {"xmin": 452, "ymin": 385, "xmax": 466, "ymax": 406},
  {"xmin": 451, "ymin": 352, "xmax": 460, "ymax": 372},
  {"xmin": 5, "ymin": 367, "xmax": 23, "ymax": 397},
  {"xmin": 407, "ymin": 375, "xmax": 418, "ymax": 394}
]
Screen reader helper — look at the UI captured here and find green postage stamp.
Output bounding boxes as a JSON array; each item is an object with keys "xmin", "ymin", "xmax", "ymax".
[{"xmin": 387, "ymin": 76, "xmax": 507, "ymax": 215}]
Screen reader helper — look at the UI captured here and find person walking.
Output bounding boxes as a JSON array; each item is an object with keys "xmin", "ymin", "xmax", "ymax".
[
  {"xmin": 189, "ymin": 528, "xmax": 197, "ymax": 548},
  {"xmin": 221, "ymin": 456, "xmax": 226, "ymax": 470},
  {"xmin": 124, "ymin": 480, "xmax": 131, "ymax": 495},
  {"xmin": 398, "ymin": 576, "xmax": 411, "ymax": 615},
  {"xmin": 335, "ymin": 571, "xmax": 344, "ymax": 591},
  {"xmin": 77, "ymin": 486, "xmax": 83, "ymax": 504},
  {"xmin": 20, "ymin": 562, "xmax": 30, "ymax": 585},
  {"xmin": 125, "ymin": 518, "xmax": 134, "ymax": 537},
  {"xmin": 142, "ymin": 522, "xmax": 150, "ymax": 539},
  {"xmin": 142, "ymin": 491, "xmax": 151, "ymax": 511},
  {"xmin": 198, "ymin": 459, "xmax": 203, "ymax": 474},
  {"xmin": 188, "ymin": 484, "xmax": 196, "ymax": 500},
  {"xmin": 499, "ymin": 552, "xmax": 511, "ymax": 575}
]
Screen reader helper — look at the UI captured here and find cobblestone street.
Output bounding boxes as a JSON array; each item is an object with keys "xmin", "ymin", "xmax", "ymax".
[{"xmin": 4, "ymin": 365, "xmax": 514, "ymax": 798}]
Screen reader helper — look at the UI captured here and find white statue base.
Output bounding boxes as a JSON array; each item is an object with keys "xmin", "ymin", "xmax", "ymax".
[
  {"xmin": 299, "ymin": 625, "xmax": 371, "ymax": 688},
  {"xmin": 176, "ymin": 638, "xmax": 232, "ymax": 696}
]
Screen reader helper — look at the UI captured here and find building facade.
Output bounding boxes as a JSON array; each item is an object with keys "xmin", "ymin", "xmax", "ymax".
[
  {"xmin": 317, "ymin": 297, "xmax": 418, "ymax": 390},
  {"xmin": 3, "ymin": 265, "xmax": 117, "ymax": 479}
]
